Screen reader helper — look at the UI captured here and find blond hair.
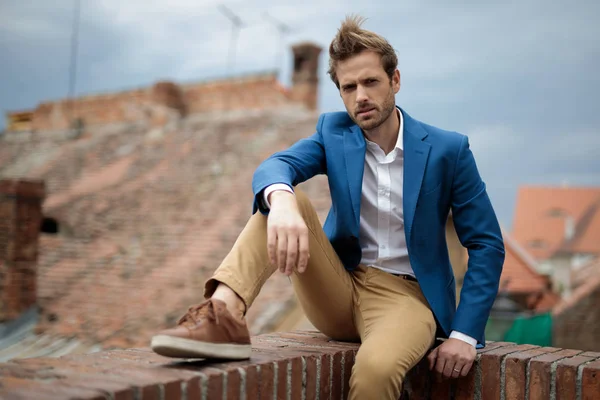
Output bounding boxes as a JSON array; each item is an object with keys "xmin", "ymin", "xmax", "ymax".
[{"xmin": 328, "ymin": 15, "xmax": 398, "ymax": 88}]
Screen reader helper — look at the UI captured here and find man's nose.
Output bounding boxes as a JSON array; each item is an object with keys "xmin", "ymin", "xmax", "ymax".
[{"xmin": 356, "ymin": 85, "xmax": 369, "ymax": 103}]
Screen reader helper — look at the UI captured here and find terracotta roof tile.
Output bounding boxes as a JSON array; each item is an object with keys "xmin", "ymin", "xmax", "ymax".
[
  {"xmin": 2, "ymin": 105, "xmax": 327, "ymax": 349},
  {"xmin": 511, "ymin": 186, "xmax": 600, "ymax": 260},
  {"xmin": 499, "ymin": 230, "xmax": 552, "ymax": 294}
]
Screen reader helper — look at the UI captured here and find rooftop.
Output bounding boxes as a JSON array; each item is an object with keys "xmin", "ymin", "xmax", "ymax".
[
  {"xmin": 0, "ymin": 105, "xmax": 331, "ymax": 352},
  {"xmin": 511, "ymin": 186, "xmax": 600, "ymax": 260}
]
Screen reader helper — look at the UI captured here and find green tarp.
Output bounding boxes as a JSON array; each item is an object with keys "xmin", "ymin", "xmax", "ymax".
[{"xmin": 503, "ymin": 312, "xmax": 552, "ymax": 346}]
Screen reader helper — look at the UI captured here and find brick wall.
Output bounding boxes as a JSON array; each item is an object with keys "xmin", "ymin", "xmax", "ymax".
[
  {"xmin": 1, "ymin": 331, "xmax": 599, "ymax": 399},
  {"xmin": 290, "ymin": 43, "xmax": 322, "ymax": 111},
  {"xmin": 28, "ymin": 81, "xmax": 187, "ymax": 132},
  {"xmin": 182, "ymin": 74, "xmax": 292, "ymax": 115},
  {"xmin": 5, "ymin": 42, "xmax": 323, "ymax": 133},
  {"xmin": 553, "ymin": 275, "xmax": 600, "ymax": 352},
  {"xmin": 8, "ymin": 74, "xmax": 295, "ymax": 133},
  {"xmin": 0, "ymin": 179, "xmax": 45, "ymax": 322}
]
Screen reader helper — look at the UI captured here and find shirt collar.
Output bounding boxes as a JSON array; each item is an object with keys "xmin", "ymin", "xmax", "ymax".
[
  {"xmin": 364, "ymin": 108, "xmax": 404, "ymax": 154},
  {"xmin": 395, "ymin": 108, "xmax": 404, "ymax": 151},
  {"xmin": 365, "ymin": 108, "xmax": 404, "ymax": 150}
]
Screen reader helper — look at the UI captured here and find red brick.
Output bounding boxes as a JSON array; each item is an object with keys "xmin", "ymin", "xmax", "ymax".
[
  {"xmin": 504, "ymin": 347, "xmax": 558, "ymax": 399},
  {"xmin": 259, "ymin": 362, "xmax": 276, "ymax": 399},
  {"xmin": 454, "ymin": 364, "xmax": 476, "ymax": 400},
  {"xmin": 0, "ymin": 376, "xmax": 105, "ymax": 400},
  {"xmin": 205, "ymin": 370, "xmax": 224, "ymax": 400},
  {"xmin": 244, "ymin": 365, "xmax": 259, "ymax": 400},
  {"xmin": 182, "ymin": 376, "xmax": 201, "ymax": 400},
  {"xmin": 429, "ymin": 375, "xmax": 452, "ymax": 399},
  {"xmin": 581, "ymin": 352, "xmax": 600, "ymax": 358},
  {"xmin": 277, "ymin": 359, "xmax": 289, "ymax": 400},
  {"xmin": 304, "ymin": 355, "xmax": 318, "ymax": 400},
  {"xmin": 529, "ymin": 349, "xmax": 582, "ymax": 400},
  {"xmin": 290, "ymin": 357, "xmax": 303, "ymax": 400},
  {"xmin": 342, "ymin": 349, "xmax": 355, "ymax": 399},
  {"xmin": 556, "ymin": 355, "xmax": 598, "ymax": 400},
  {"xmin": 0, "ymin": 179, "xmax": 45, "ymax": 198},
  {"xmin": 41, "ymin": 375, "xmax": 135, "ymax": 400},
  {"xmin": 480, "ymin": 344, "xmax": 538, "ymax": 400},
  {"xmin": 24, "ymin": 355, "xmax": 195, "ymax": 400},
  {"xmin": 331, "ymin": 352, "xmax": 343, "ymax": 400},
  {"xmin": 477, "ymin": 341, "xmax": 517, "ymax": 353},
  {"xmin": 220, "ymin": 367, "xmax": 239, "ymax": 399},
  {"xmin": 582, "ymin": 359, "xmax": 600, "ymax": 400},
  {"xmin": 319, "ymin": 353, "xmax": 331, "ymax": 399}
]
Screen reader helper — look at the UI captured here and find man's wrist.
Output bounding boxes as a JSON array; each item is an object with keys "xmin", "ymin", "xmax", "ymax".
[
  {"xmin": 449, "ymin": 331, "xmax": 477, "ymax": 347},
  {"xmin": 263, "ymin": 184, "xmax": 294, "ymax": 209}
]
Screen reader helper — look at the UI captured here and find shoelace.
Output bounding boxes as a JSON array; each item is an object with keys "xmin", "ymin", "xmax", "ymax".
[{"xmin": 178, "ymin": 300, "xmax": 220, "ymax": 326}]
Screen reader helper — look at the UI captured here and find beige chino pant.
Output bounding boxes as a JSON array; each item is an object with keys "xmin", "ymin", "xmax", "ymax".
[{"xmin": 204, "ymin": 190, "xmax": 436, "ymax": 400}]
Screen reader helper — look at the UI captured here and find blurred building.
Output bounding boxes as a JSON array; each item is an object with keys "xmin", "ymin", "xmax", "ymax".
[
  {"xmin": 0, "ymin": 42, "xmax": 332, "ymax": 360},
  {"xmin": 5, "ymin": 39, "xmax": 567, "ymax": 359},
  {"xmin": 488, "ymin": 186, "xmax": 600, "ymax": 349}
]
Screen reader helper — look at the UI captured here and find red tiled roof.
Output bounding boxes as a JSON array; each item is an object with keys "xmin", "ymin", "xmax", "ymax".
[
  {"xmin": 1, "ymin": 105, "xmax": 330, "ymax": 349},
  {"xmin": 499, "ymin": 230, "xmax": 553, "ymax": 294},
  {"xmin": 511, "ymin": 186, "xmax": 600, "ymax": 260}
]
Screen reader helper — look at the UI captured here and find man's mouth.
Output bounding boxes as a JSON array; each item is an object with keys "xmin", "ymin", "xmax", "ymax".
[{"xmin": 357, "ymin": 108, "xmax": 376, "ymax": 116}]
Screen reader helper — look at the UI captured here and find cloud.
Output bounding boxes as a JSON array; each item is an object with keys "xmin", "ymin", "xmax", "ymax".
[{"xmin": 1, "ymin": 0, "xmax": 599, "ymax": 226}]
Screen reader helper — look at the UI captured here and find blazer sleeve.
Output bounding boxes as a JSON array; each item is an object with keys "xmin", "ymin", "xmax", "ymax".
[
  {"xmin": 252, "ymin": 114, "xmax": 327, "ymax": 215},
  {"xmin": 449, "ymin": 135, "xmax": 505, "ymax": 345}
]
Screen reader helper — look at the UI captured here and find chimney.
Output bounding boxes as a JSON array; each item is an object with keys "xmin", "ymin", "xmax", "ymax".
[
  {"xmin": 290, "ymin": 42, "xmax": 322, "ymax": 111},
  {"xmin": 0, "ymin": 179, "xmax": 45, "ymax": 322}
]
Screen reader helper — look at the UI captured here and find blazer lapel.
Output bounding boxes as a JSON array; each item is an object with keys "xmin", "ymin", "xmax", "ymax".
[
  {"xmin": 402, "ymin": 109, "xmax": 431, "ymax": 239},
  {"xmin": 344, "ymin": 125, "xmax": 366, "ymax": 228}
]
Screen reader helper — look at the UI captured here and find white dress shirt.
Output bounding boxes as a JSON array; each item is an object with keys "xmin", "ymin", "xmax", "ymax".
[{"xmin": 262, "ymin": 110, "xmax": 476, "ymax": 347}]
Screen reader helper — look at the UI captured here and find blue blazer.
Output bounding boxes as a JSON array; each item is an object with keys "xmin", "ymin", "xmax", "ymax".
[{"xmin": 252, "ymin": 107, "xmax": 505, "ymax": 346}]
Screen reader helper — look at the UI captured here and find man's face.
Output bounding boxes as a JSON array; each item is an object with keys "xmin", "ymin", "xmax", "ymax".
[{"xmin": 336, "ymin": 51, "xmax": 400, "ymax": 131}]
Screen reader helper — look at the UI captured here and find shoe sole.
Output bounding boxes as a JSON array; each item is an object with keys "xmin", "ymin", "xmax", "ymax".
[{"xmin": 151, "ymin": 335, "xmax": 252, "ymax": 359}]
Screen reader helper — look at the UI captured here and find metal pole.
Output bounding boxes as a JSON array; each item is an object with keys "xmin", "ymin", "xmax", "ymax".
[
  {"xmin": 68, "ymin": 0, "xmax": 81, "ymax": 130},
  {"xmin": 263, "ymin": 12, "xmax": 293, "ymax": 78},
  {"xmin": 219, "ymin": 5, "xmax": 244, "ymax": 77}
]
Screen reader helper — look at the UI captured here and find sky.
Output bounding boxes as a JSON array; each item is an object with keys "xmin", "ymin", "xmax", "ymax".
[{"xmin": 1, "ymin": 0, "xmax": 599, "ymax": 228}]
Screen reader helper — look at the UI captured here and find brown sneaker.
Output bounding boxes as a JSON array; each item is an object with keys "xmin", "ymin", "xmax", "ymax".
[{"xmin": 151, "ymin": 299, "xmax": 251, "ymax": 359}]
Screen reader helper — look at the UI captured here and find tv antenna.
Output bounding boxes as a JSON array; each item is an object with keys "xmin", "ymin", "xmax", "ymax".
[
  {"xmin": 218, "ymin": 5, "xmax": 246, "ymax": 76},
  {"xmin": 262, "ymin": 12, "xmax": 296, "ymax": 76}
]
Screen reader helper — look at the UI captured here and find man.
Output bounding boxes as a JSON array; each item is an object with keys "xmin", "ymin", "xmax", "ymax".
[{"xmin": 151, "ymin": 15, "xmax": 505, "ymax": 399}]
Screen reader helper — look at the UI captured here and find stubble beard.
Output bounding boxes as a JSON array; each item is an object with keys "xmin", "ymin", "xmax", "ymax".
[{"xmin": 351, "ymin": 87, "xmax": 396, "ymax": 132}]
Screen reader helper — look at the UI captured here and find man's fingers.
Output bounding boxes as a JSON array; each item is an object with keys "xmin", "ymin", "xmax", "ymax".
[
  {"xmin": 285, "ymin": 232, "xmax": 299, "ymax": 276},
  {"xmin": 451, "ymin": 364, "xmax": 462, "ymax": 378},
  {"xmin": 460, "ymin": 361, "xmax": 473, "ymax": 377},
  {"xmin": 442, "ymin": 359, "xmax": 456, "ymax": 378},
  {"xmin": 427, "ymin": 348, "xmax": 438, "ymax": 370},
  {"xmin": 297, "ymin": 228, "xmax": 309, "ymax": 273},
  {"xmin": 435, "ymin": 355, "xmax": 446, "ymax": 376},
  {"xmin": 277, "ymin": 233, "xmax": 288, "ymax": 273}
]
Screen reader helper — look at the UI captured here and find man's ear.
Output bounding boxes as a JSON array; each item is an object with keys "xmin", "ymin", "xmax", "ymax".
[{"xmin": 393, "ymin": 69, "xmax": 401, "ymax": 93}]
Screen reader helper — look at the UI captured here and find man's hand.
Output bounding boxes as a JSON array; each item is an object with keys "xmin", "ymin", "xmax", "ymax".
[
  {"xmin": 267, "ymin": 191, "xmax": 310, "ymax": 276},
  {"xmin": 427, "ymin": 338, "xmax": 476, "ymax": 379}
]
